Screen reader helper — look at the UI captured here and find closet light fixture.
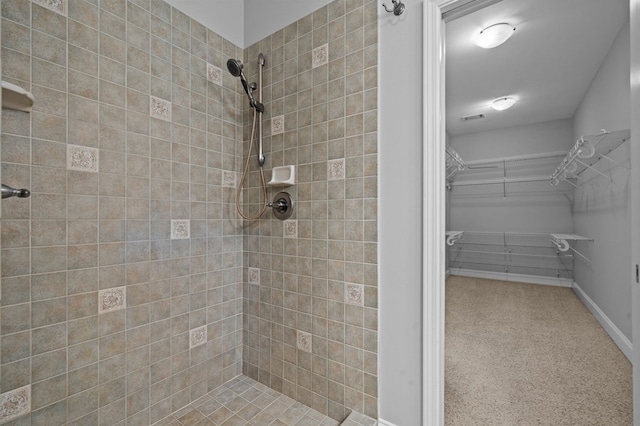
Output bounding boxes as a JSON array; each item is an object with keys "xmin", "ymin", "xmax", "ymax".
[
  {"xmin": 475, "ymin": 23, "xmax": 515, "ymax": 48},
  {"xmin": 491, "ymin": 96, "xmax": 517, "ymax": 111}
]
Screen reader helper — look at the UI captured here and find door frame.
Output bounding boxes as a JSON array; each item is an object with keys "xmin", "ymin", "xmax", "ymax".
[
  {"xmin": 422, "ymin": 1, "xmax": 453, "ymax": 425},
  {"xmin": 630, "ymin": 1, "xmax": 639, "ymax": 424},
  {"xmin": 423, "ymin": 1, "xmax": 640, "ymax": 425}
]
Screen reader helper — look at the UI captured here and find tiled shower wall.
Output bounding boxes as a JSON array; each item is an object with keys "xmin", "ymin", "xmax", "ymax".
[
  {"xmin": 0, "ymin": 0, "xmax": 245, "ymax": 424},
  {"xmin": 241, "ymin": 0, "xmax": 378, "ymax": 420}
]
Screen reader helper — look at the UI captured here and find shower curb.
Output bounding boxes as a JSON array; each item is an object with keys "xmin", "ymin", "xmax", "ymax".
[{"xmin": 340, "ymin": 411, "xmax": 378, "ymax": 426}]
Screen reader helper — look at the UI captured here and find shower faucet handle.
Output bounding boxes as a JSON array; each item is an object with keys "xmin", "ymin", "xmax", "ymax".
[
  {"xmin": 1, "ymin": 184, "xmax": 31, "ymax": 199},
  {"xmin": 269, "ymin": 192, "xmax": 293, "ymax": 221},
  {"xmin": 271, "ymin": 199, "xmax": 288, "ymax": 213}
]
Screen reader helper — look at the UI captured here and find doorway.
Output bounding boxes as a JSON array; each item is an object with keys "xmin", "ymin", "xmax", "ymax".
[{"xmin": 423, "ymin": 0, "xmax": 640, "ymax": 424}]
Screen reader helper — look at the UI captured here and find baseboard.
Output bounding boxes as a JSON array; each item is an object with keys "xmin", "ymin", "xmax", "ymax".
[
  {"xmin": 377, "ymin": 419, "xmax": 398, "ymax": 426},
  {"xmin": 445, "ymin": 269, "xmax": 451, "ymax": 278},
  {"xmin": 571, "ymin": 282, "xmax": 633, "ymax": 362},
  {"xmin": 449, "ymin": 268, "xmax": 573, "ymax": 288}
]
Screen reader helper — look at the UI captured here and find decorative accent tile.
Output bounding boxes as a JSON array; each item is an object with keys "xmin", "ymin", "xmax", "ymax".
[
  {"xmin": 67, "ymin": 144, "xmax": 99, "ymax": 173},
  {"xmin": 345, "ymin": 283, "xmax": 364, "ymax": 306},
  {"xmin": 297, "ymin": 330, "xmax": 312, "ymax": 353},
  {"xmin": 248, "ymin": 267, "xmax": 260, "ymax": 285},
  {"xmin": 271, "ymin": 115, "xmax": 285, "ymax": 135},
  {"xmin": 98, "ymin": 287, "xmax": 126, "ymax": 314},
  {"xmin": 328, "ymin": 158, "xmax": 345, "ymax": 180},
  {"xmin": 190, "ymin": 325, "xmax": 207, "ymax": 349},
  {"xmin": 32, "ymin": 0, "xmax": 67, "ymax": 16},
  {"xmin": 312, "ymin": 44, "xmax": 329, "ymax": 68},
  {"xmin": 171, "ymin": 220, "xmax": 190, "ymax": 239},
  {"xmin": 207, "ymin": 63, "xmax": 222, "ymax": 85},
  {"xmin": 0, "ymin": 385, "xmax": 30, "ymax": 424},
  {"xmin": 222, "ymin": 171, "xmax": 236, "ymax": 188},
  {"xmin": 150, "ymin": 96, "xmax": 172, "ymax": 122},
  {"xmin": 283, "ymin": 220, "xmax": 297, "ymax": 239}
]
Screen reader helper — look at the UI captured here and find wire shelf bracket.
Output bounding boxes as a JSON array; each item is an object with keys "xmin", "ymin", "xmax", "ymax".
[
  {"xmin": 446, "ymin": 231, "xmax": 464, "ymax": 246},
  {"xmin": 550, "ymin": 233, "xmax": 593, "ymax": 264},
  {"xmin": 446, "ymin": 145, "xmax": 466, "ymax": 184}
]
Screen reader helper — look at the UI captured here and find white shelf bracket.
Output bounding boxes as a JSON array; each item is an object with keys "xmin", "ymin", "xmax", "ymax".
[
  {"xmin": 570, "ymin": 247, "xmax": 592, "ymax": 264},
  {"xmin": 573, "ymin": 158, "xmax": 613, "ymax": 182},
  {"xmin": 446, "ymin": 231, "xmax": 464, "ymax": 246},
  {"xmin": 445, "ymin": 146, "xmax": 465, "ymax": 184},
  {"xmin": 550, "ymin": 234, "xmax": 593, "ymax": 264}
]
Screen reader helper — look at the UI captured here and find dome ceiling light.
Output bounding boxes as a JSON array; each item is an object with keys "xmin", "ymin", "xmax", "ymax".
[
  {"xmin": 491, "ymin": 96, "xmax": 518, "ymax": 111},
  {"xmin": 475, "ymin": 23, "xmax": 516, "ymax": 49}
]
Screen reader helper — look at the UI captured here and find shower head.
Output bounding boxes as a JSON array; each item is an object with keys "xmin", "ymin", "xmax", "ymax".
[
  {"xmin": 226, "ymin": 57, "xmax": 264, "ymax": 113},
  {"xmin": 226, "ymin": 58, "xmax": 243, "ymax": 77}
]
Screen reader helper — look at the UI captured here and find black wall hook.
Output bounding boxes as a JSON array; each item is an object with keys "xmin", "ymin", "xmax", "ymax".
[{"xmin": 383, "ymin": 0, "xmax": 405, "ymax": 15}]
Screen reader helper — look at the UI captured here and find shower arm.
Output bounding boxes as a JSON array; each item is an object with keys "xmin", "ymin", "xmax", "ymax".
[{"xmin": 258, "ymin": 53, "xmax": 265, "ymax": 167}]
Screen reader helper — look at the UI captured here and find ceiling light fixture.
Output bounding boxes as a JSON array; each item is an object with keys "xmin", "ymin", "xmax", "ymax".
[
  {"xmin": 491, "ymin": 96, "xmax": 517, "ymax": 111},
  {"xmin": 475, "ymin": 23, "xmax": 515, "ymax": 48}
]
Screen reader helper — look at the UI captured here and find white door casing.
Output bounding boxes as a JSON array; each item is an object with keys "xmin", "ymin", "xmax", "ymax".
[
  {"xmin": 423, "ymin": 1, "xmax": 457, "ymax": 425},
  {"xmin": 630, "ymin": 1, "xmax": 640, "ymax": 424}
]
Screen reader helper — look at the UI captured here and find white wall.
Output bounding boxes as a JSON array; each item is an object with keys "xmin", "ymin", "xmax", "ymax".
[
  {"xmin": 451, "ymin": 118, "xmax": 574, "ymax": 161},
  {"xmin": 449, "ymin": 119, "xmax": 574, "ymax": 234},
  {"xmin": 378, "ymin": 1, "xmax": 424, "ymax": 424},
  {"xmin": 572, "ymin": 20, "xmax": 632, "ymax": 340},
  {"xmin": 573, "ymin": 22, "xmax": 631, "ymax": 136}
]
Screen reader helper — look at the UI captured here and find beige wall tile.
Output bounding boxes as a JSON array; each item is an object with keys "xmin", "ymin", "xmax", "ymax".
[
  {"xmin": 1, "ymin": 0, "xmax": 376, "ymax": 423},
  {"xmin": 241, "ymin": 0, "xmax": 377, "ymax": 420}
]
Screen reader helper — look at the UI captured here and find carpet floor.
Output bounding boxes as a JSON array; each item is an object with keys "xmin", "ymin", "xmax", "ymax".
[{"xmin": 445, "ymin": 276, "xmax": 632, "ymax": 425}]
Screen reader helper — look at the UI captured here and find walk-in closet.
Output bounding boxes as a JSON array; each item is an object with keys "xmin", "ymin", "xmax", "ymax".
[{"xmin": 444, "ymin": 0, "xmax": 633, "ymax": 423}]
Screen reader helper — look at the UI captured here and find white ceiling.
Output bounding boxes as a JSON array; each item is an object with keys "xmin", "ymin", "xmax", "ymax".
[{"xmin": 445, "ymin": 0, "xmax": 629, "ymax": 136}]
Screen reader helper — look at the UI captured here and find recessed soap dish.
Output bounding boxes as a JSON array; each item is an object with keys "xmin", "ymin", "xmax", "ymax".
[
  {"xmin": 2, "ymin": 81, "xmax": 35, "ymax": 112},
  {"xmin": 268, "ymin": 165, "xmax": 295, "ymax": 187}
]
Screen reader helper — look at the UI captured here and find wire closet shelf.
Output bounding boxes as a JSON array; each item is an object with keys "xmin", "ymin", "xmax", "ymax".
[
  {"xmin": 446, "ymin": 150, "xmax": 573, "ymax": 197},
  {"xmin": 446, "ymin": 231, "xmax": 592, "ymax": 281},
  {"xmin": 446, "ymin": 129, "xmax": 630, "ymax": 197},
  {"xmin": 550, "ymin": 128, "xmax": 630, "ymax": 187}
]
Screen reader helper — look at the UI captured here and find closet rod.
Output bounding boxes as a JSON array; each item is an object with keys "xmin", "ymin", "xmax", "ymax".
[
  {"xmin": 464, "ymin": 150, "xmax": 566, "ymax": 167},
  {"xmin": 452, "ymin": 231, "xmax": 555, "ymax": 236},
  {"xmin": 448, "ymin": 175, "xmax": 553, "ymax": 187},
  {"xmin": 451, "ymin": 249, "xmax": 572, "ymax": 259},
  {"xmin": 452, "ymin": 241, "xmax": 571, "ymax": 249},
  {"xmin": 450, "ymin": 261, "xmax": 572, "ymax": 273}
]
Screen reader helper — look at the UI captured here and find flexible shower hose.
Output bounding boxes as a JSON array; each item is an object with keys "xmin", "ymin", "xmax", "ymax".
[{"xmin": 236, "ymin": 107, "xmax": 268, "ymax": 220}]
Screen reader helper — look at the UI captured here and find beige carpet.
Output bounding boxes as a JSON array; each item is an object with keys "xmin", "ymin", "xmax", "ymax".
[{"xmin": 445, "ymin": 276, "xmax": 632, "ymax": 425}]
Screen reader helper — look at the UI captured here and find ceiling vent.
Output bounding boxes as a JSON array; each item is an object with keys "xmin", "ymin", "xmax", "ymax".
[{"xmin": 461, "ymin": 113, "xmax": 486, "ymax": 121}]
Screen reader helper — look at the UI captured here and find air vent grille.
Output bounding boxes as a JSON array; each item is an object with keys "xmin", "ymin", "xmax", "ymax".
[{"xmin": 461, "ymin": 113, "xmax": 486, "ymax": 121}]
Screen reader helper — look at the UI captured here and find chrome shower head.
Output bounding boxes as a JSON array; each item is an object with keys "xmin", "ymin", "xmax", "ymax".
[
  {"xmin": 226, "ymin": 57, "xmax": 264, "ymax": 113},
  {"xmin": 226, "ymin": 59, "xmax": 243, "ymax": 77}
]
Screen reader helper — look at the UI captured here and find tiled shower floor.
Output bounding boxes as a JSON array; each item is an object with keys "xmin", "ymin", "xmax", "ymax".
[{"xmin": 155, "ymin": 375, "xmax": 342, "ymax": 426}]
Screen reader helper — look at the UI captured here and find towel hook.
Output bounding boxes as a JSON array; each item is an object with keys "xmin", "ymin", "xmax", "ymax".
[{"xmin": 383, "ymin": 0, "xmax": 405, "ymax": 15}]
